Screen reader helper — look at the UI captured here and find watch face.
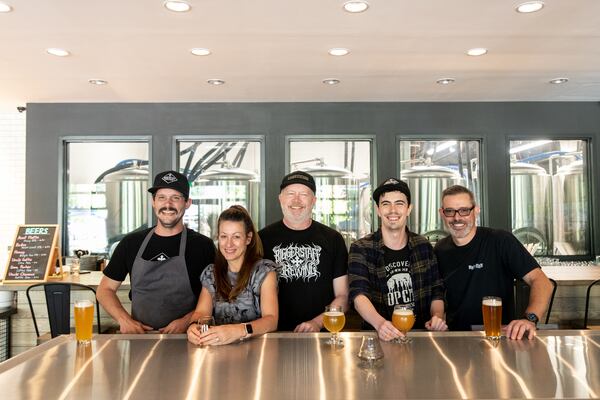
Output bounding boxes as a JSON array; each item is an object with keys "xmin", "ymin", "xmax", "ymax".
[
  {"xmin": 526, "ymin": 313, "xmax": 539, "ymax": 323},
  {"xmin": 246, "ymin": 323, "xmax": 254, "ymax": 334}
]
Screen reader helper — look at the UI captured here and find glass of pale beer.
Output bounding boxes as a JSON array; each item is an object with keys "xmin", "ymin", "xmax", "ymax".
[
  {"xmin": 392, "ymin": 305, "xmax": 415, "ymax": 344},
  {"xmin": 482, "ymin": 296, "xmax": 502, "ymax": 341},
  {"xmin": 74, "ymin": 299, "xmax": 94, "ymax": 345},
  {"xmin": 323, "ymin": 305, "xmax": 345, "ymax": 346}
]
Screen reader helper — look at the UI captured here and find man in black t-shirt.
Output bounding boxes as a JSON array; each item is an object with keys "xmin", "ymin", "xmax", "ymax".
[
  {"xmin": 434, "ymin": 185, "xmax": 553, "ymax": 339},
  {"xmin": 98, "ymin": 171, "xmax": 215, "ymax": 334},
  {"xmin": 259, "ymin": 171, "xmax": 348, "ymax": 332}
]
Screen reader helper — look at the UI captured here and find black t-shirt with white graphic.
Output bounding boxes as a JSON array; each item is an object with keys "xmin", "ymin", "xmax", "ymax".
[
  {"xmin": 434, "ymin": 227, "xmax": 539, "ymax": 330},
  {"xmin": 259, "ymin": 220, "xmax": 348, "ymax": 331},
  {"xmin": 103, "ymin": 227, "xmax": 216, "ymax": 299},
  {"xmin": 383, "ymin": 245, "xmax": 414, "ymax": 312}
]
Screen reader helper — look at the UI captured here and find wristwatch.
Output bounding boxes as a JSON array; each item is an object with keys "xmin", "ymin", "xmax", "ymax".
[
  {"xmin": 524, "ymin": 312, "xmax": 539, "ymax": 326},
  {"xmin": 242, "ymin": 323, "xmax": 253, "ymax": 339}
]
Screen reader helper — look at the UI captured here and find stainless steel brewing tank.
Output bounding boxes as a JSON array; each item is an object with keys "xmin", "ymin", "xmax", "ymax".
[
  {"xmin": 102, "ymin": 165, "xmax": 149, "ymax": 248},
  {"xmin": 510, "ymin": 162, "xmax": 552, "ymax": 255},
  {"xmin": 303, "ymin": 165, "xmax": 369, "ymax": 247},
  {"xmin": 552, "ymin": 160, "xmax": 588, "ymax": 255},
  {"xmin": 401, "ymin": 165, "xmax": 463, "ymax": 241},
  {"xmin": 190, "ymin": 167, "xmax": 260, "ymax": 238}
]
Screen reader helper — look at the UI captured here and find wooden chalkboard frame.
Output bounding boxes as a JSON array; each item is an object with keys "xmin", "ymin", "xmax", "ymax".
[{"xmin": 3, "ymin": 224, "xmax": 62, "ymax": 283}]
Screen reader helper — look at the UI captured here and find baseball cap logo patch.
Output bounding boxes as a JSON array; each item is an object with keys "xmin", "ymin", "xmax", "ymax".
[
  {"xmin": 383, "ymin": 178, "xmax": 399, "ymax": 185},
  {"xmin": 287, "ymin": 174, "xmax": 309, "ymax": 182},
  {"xmin": 162, "ymin": 173, "xmax": 178, "ymax": 184}
]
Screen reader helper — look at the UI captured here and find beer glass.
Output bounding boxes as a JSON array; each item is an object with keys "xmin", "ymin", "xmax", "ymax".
[
  {"xmin": 74, "ymin": 299, "xmax": 94, "ymax": 345},
  {"xmin": 196, "ymin": 316, "xmax": 215, "ymax": 347},
  {"xmin": 358, "ymin": 336, "xmax": 384, "ymax": 363},
  {"xmin": 323, "ymin": 305, "xmax": 345, "ymax": 346},
  {"xmin": 482, "ymin": 296, "xmax": 502, "ymax": 340},
  {"xmin": 392, "ymin": 305, "xmax": 415, "ymax": 344},
  {"xmin": 197, "ymin": 316, "xmax": 215, "ymax": 333},
  {"xmin": 70, "ymin": 258, "xmax": 80, "ymax": 277}
]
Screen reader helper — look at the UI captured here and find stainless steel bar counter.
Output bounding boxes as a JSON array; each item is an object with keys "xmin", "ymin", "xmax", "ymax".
[{"xmin": 0, "ymin": 331, "xmax": 599, "ymax": 399}]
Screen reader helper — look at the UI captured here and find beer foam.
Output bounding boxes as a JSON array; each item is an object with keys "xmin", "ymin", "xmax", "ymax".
[
  {"xmin": 324, "ymin": 311, "xmax": 344, "ymax": 317},
  {"xmin": 482, "ymin": 298, "xmax": 502, "ymax": 306},
  {"xmin": 75, "ymin": 299, "xmax": 93, "ymax": 308},
  {"xmin": 393, "ymin": 309, "xmax": 413, "ymax": 316}
]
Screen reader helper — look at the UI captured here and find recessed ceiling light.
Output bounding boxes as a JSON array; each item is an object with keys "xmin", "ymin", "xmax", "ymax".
[
  {"xmin": 88, "ymin": 79, "xmax": 108, "ymax": 85},
  {"xmin": 436, "ymin": 78, "xmax": 455, "ymax": 85},
  {"xmin": 163, "ymin": 0, "xmax": 191, "ymax": 12},
  {"xmin": 516, "ymin": 1, "xmax": 544, "ymax": 13},
  {"xmin": 190, "ymin": 48, "xmax": 211, "ymax": 56},
  {"xmin": 343, "ymin": 1, "xmax": 369, "ymax": 13},
  {"xmin": 328, "ymin": 48, "xmax": 350, "ymax": 56},
  {"xmin": 549, "ymin": 77, "xmax": 568, "ymax": 84},
  {"xmin": 46, "ymin": 48, "xmax": 70, "ymax": 57},
  {"xmin": 322, "ymin": 78, "xmax": 340, "ymax": 85},
  {"xmin": 0, "ymin": 2, "xmax": 12, "ymax": 12},
  {"xmin": 207, "ymin": 79, "xmax": 225, "ymax": 85},
  {"xmin": 467, "ymin": 47, "xmax": 488, "ymax": 56}
]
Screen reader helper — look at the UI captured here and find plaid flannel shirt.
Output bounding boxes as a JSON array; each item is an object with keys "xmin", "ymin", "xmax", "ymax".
[{"xmin": 348, "ymin": 228, "xmax": 445, "ymax": 329}]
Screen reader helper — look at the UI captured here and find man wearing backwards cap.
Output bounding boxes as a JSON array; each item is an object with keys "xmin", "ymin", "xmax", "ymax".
[
  {"xmin": 349, "ymin": 178, "xmax": 447, "ymax": 341},
  {"xmin": 259, "ymin": 171, "xmax": 349, "ymax": 332},
  {"xmin": 98, "ymin": 171, "xmax": 215, "ymax": 334}
]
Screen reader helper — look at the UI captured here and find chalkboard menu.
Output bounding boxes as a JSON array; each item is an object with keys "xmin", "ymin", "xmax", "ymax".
[{"xmin": 3, "ymin": 225, "xmax": 60, "ymax": 283}]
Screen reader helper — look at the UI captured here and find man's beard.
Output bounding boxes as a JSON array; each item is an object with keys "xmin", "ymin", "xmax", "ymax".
[
  {"xmin": 448, "ymin": 219, "xmax": 474, "ymax": 239},
  {"xmin": 281, "ymin": 205, "xmax": 312, "ymax": 225},
  {"xmin": 157, "ymin": 206, "xmax": 183, "ymax": 228}
]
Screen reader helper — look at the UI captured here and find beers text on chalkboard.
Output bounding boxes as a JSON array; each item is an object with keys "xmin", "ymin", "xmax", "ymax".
[{"xmin": 3, "ymin": 224, "xmax": 62, "ymax": 283}]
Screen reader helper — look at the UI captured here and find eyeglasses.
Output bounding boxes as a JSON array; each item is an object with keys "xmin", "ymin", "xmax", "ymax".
[{"xmin": 442, "ymin": 206, "xmax": 475, "ymax": 217}]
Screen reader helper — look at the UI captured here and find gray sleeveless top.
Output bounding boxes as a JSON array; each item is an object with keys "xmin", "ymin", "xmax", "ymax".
[{"xmin": 200, "ymin": 259, "xmax": 276, "ymax": 325}]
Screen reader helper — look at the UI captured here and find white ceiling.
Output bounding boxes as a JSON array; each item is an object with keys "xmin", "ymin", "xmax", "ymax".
[{"xmin": 1, "ymin": 0, "xmax": 600, "ymax": 111}]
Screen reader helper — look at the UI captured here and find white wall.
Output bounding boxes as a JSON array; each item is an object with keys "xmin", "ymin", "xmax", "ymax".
[{"xmin": 0, "ymin": 112, "xmax": 26, "ymax": 277}]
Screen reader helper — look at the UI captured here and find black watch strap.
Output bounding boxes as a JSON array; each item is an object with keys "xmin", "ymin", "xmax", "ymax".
[{"xmin": 525, "ymin": 312, "xmax": 539, "ymax": 326}]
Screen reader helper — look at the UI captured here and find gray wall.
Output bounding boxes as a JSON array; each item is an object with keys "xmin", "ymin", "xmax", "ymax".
[{"xmin": 25, "ymin": 102, "xmax": 600, "ymax": 257}]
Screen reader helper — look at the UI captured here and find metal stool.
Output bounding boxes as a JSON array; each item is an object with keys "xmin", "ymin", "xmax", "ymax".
[{"xmin": 26, "ymin": 283, "xmax": 101, "ymax": 338}]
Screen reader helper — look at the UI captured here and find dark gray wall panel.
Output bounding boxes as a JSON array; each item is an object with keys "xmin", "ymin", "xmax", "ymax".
[{"xmin": 26, "ymin": 102, "xmax": 600, "ymax": 257}]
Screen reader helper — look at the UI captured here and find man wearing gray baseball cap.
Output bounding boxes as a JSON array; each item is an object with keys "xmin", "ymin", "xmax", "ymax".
[{"xmin": 98, "ymin": 170, "xmax": 215, "ymax": 334}]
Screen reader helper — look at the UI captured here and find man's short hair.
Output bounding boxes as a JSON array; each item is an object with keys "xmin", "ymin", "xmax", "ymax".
[{"xmin": 441, "ymin": 185, "xmax": 476, "ymax": 206}]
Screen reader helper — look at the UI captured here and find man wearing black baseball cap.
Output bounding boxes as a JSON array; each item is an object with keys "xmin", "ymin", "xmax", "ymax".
[
  {"xmin": 348, "ymin": 178, "xmax": 448, "ymax": 341},
  {"xmin": 259, "ymin": 171, "xmax": 349, "ymax": 332},
  {"xmin": 98, "ymin": 170, "xmax": 215, "ymax": 334}
]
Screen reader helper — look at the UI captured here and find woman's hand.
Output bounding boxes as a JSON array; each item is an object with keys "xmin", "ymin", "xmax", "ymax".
[
  {"xmin": 188, "ymin": 324, "xmax": 246, "ymax": 346},
  {"xmin": 187, "ymin": 323, "xmax": 203, "ymax": 344}
]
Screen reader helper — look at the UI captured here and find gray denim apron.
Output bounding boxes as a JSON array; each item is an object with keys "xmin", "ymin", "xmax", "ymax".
[{"xmin": 130, "ymin": 227, "xmax": 196, "ymax": 329}]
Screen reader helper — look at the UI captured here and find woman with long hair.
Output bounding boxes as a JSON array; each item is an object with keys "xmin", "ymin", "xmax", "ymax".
[{"xmin": 187, "ymin": 205, "xmax": 278, "ymax": 345}]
